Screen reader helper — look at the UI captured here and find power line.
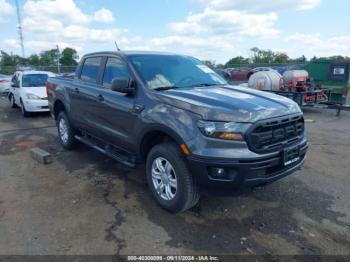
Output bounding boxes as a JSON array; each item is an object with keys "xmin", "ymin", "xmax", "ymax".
[{"xmin": 15, "ymin": 0, "xmax": 25, "ymax": 57}]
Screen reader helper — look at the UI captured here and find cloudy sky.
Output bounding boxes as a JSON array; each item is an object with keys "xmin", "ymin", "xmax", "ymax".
[{"xmin": 0, "ymin": 0, "xmax": 349, "ymax": 63}]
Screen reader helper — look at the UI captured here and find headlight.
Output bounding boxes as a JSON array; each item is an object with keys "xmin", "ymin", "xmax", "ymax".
[
  {"xmin": 197, "ymin": 120, "xmax": 251, "ymax": 141},
  {"xmin": 26, "ymin": 93, "xmax": 41, "ymax": 100}
]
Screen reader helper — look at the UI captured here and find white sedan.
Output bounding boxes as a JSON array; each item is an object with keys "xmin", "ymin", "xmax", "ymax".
[
  {"xmin": 9, "ymin": 70, "xmax": 56, "ymax": 117},
  {"xmin": 0, "ymin": 74, "xmax": 11, "ymax": 96}
]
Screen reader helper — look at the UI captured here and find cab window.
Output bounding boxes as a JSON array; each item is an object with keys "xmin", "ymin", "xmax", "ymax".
[
  {"xmin": 103, "ymin": 57, "xmax": 131, "ymax": 87},
  {"xmin": 80, "ymin": 57, "xmax": 101, "ymax": 83}
]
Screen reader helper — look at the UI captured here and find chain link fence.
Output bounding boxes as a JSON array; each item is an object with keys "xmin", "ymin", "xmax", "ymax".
[
  {"xmin": 1, "ymin": 62, "xmax": 309, "ymax": 75},
  {"xmin": 0, "ymin": 66, "xmax": 77, "ymax": 76},
  {"xmin": 221, "ymin": 63, "xmax": 307, "ymax": 70}
]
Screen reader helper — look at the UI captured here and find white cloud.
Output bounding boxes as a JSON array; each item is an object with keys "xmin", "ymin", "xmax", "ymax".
[
  {"xmin": 154, "ymin": 0, "xmax": 320, "ymax": 62},
  {"xmin": 23, "ymin": 0, "xmax": 90, "ymax": 24},
  {"xmin": 26, "ymin": 40, "xmax": 83, "ymax": 53},
  {"xmin": 1, "ymin": 39, "xmax": 20, "ymax": 49},
  {"xmin": 130, "ymin": 35, "xmax": 236, "ymax": 63},
  {"xmin": 23, "ymin": 17, "xmax": 64, "ymax": 33},
  {"xmin": 23, "ymin": 0, "xmax": 116, "ymax": 28},
  {"xmin": 0, "ymin": 0, "xmax": 14, "ymax": 21},
  {"xmin": 286, "ymin": 33, "xmax": 350, "ymax": 57},
  {"xmin": 12, "ymin": 0, "xmax": 125, "ymax": 55},
  {"xmin": 169, "ymin": 8, "xmax": 279, "ymax": 38},
  {"xmin": 93, "ymin": 8, "xmax": 115, "ymax": 23},
  {"xmin": 200, "ymin": 0, "xmax": 321, "ymax": 12}
]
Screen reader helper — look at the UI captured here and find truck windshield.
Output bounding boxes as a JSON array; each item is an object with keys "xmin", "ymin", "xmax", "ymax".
[
  {"xmin": 22, "ymin": 74, "xmax": 49, "ymax": 87},
  {"xmin": 129, "ymin": 55, "xmax": 227, "ymax": 90}
]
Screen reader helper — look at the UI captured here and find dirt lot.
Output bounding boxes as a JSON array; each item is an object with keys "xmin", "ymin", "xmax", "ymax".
[{"xmin": 0, "ymin": 96, "xmax": 349, "ymax": 256}]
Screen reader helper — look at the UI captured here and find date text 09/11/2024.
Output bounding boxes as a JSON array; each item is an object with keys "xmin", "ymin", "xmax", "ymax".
[{"xmin": 127, "ymin": 255, "xmax": 220, "ymax": 261}]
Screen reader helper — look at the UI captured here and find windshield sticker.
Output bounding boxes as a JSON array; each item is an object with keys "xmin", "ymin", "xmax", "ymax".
[{"xmin": 197, "ymin": 65, "xmax": 215, "ymax": 74}]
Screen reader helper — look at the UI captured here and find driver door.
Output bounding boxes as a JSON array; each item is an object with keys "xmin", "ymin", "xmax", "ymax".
[{"xmin": 93, "ymin": 56, "xmax": 138, "ymax": 151}]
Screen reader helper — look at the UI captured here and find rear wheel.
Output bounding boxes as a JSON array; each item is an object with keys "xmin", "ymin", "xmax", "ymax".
[
  {"xmin": 10, "ymin": 95, "xmax": 17, "ymax": 108},
  {"xmin": 57, "ymin": 111, "xmax": 78, "ymax": 150},
  {"xmin": 146, "ymin": 142, "xmax": 200, "ymax": 213}
]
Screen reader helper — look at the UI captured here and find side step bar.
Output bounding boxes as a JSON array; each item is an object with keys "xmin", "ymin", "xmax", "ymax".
[{"xmin": 74, "ymin": 135, "xmax": 136, "ymax": 168}]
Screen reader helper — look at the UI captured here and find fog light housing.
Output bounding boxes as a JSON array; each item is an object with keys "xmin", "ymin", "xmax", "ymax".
[
  {"xmin": 209, "ymin": 167, "xmax": 238, "ymax": 181},
  {"xmin": 210, "ymin": 167, "xmax": 227, "ymax": 178}
]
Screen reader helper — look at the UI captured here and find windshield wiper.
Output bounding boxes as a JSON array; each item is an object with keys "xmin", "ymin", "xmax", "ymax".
[
  {"xmin": 188, "ymin": 83, "xmax": 223, "ymax": 87},
  {"xmin": 153, "ymin": 86, "xmax": 180, "ymax": 91},
  {"xmin": 24, "ymin": 84, "xmax": 43, "ymax": 87}
]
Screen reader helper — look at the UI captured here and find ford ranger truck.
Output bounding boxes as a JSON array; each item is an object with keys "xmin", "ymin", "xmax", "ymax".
[{"xmin": 47, "ymin": 51, "xmax": 308, "ymax": 213}]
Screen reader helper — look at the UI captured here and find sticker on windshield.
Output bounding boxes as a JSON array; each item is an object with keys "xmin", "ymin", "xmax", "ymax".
[{"xmin": 197, "ymin": 65, "xmax": 215, "ymax": 74}]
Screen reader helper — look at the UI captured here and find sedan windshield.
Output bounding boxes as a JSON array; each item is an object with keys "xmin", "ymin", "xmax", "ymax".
[
  {"xmin": 129, "ymin": 54, "xmax": 227, "ymax": 90},
  {"xmin": 22, "ymin": 74, "xmax": 48, "ymax": 87}
]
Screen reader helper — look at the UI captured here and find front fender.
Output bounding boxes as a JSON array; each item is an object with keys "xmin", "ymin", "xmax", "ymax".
[{"xmin": 137, "ymin": 103, "xmax": 201, "ymax": 145}]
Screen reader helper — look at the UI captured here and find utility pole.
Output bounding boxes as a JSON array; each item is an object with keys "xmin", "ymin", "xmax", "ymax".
[
  {"xmin": 15, "ymin": 0, "xmax": 25, "ymax": 57},
  {"xmin": 56, "ymin": 45, "xmax": 61, "ymax": 74}
]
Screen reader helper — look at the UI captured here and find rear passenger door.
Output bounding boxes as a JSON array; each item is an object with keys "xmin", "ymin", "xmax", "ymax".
[
  {"xmin": 70, "ymin": 56, "xmax": 103, "ymax": 133},
  {"xmin": 94, "ymin": 56, "xmax": 138, "ymax": 151}
]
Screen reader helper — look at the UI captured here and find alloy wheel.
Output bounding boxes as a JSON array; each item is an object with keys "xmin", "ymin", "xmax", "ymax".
[{"xmin": 151, "ymin": 157, "xmax": 178, "ymax": 201}]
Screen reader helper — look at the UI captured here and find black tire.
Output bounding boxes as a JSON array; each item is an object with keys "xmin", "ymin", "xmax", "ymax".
[
  {"xmin": 20, "ymin": 100, "xmax": 30, "ymax": 117},
  {"xmin": 9, "ymin": 94, "xmax": 18, "ymax": 108},
  {"xmin": 146, "ymin": 142, "xmax": 200, "ymax": 213},
  {"xmin": 57, "ymin": 111, "xmax": 78, "ymax": 150}
]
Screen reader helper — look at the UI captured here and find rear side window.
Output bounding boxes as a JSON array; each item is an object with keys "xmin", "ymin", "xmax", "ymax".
[
  {"xmin": 80, "ymin": 57, "xmax": 101, "ymax": 82},
  {"xmin": 103, "ymin": 57, "xmax": 131, "ymax": 86}
]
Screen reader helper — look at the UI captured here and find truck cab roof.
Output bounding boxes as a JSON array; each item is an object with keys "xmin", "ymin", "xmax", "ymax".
[{"xmin": 81, "ymin": 51, "xmax": 187, "ymax": 58}]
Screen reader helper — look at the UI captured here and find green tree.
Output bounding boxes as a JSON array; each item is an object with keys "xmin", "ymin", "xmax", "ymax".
[
  {"xmin": 59, "ymin": 47, "xmax": 79, "ymax": 66},
  {"xmin": 290, "ymin": 55, "xmax": 307, "ymax": 63},
  {"xmin": 274, "ymin": 52, "xmax": 290, "ymax": 63},
  {"xmin": 202, "ymin": 60, "xmax": 216, "ymax": 68},
  {"xmin": 0, "ymin": 51, "xmax": 16, "ymax": 67},
  {"xmin": 250, "ymin": 47, "xmax": 276, "ymax": 64},
  {"xmin": 225, "ymin": 56, "xmax": 250, "ymax": 66},
  {"xmin": 39, "ymin": 49, "xmax": 59, "ymax": 66},
  {"xmin": 28, "ymin": 54, "xmax": 40, "ymax": 66}
]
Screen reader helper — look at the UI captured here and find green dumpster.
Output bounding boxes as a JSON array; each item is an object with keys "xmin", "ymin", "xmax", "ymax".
[{"xmin": 304, "ymin": 60, "xmax": 350, "ymax": 104}]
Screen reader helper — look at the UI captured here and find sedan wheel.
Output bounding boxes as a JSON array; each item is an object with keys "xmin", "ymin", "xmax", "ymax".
[
  {"xmin": 21, "ymin": 101, "xmax": 30, "ymax": 117},
  {"xmin": 10, "ymin": 96, "xmax": 17, "ymax": 108}
]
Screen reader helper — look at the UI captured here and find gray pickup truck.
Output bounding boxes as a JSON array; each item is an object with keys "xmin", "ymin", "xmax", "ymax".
[{"xmin": 47, "ymin": 51, "xmax": 308, "ymax": 213}]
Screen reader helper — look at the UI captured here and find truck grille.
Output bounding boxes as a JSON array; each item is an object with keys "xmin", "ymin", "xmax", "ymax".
[{"xmin": 246, "ymin": 115, "xmax": 304, "ymax": 153}]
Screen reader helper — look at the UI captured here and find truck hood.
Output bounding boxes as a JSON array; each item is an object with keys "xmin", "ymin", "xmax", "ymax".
[
  {"xmin": 155, "ymin": 85, "xmax": 301, "ymax": 122},
  {"xmin": 23, "ymin": 86, "xmax": 47, "ymax": 98}
]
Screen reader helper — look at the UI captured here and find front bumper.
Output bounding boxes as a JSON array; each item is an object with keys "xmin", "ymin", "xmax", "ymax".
[
  {"xmin": 24, "ymin": 99, "xmax": 49, "ymax": 112},
  {"xmin": 187, "ymin": 141, "xmax": 308, "ymax": 195}
]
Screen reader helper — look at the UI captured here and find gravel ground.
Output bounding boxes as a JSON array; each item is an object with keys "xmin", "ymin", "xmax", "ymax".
[{"xmin": 0, "ymin": 96, "xmax": 349, "ymax": 256}]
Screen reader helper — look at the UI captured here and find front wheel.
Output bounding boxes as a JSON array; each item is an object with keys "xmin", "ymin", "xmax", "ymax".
[
  {"xmin": 57, "ymin": 111, "xmax": 78, "ymax": 150},
  {"xmin": 20, "ymin": 100, "xmax": 30, "ymax": 117},
  {"xmin": 146, "ymin": 142, "xmax": 200, "ymax": 213}
]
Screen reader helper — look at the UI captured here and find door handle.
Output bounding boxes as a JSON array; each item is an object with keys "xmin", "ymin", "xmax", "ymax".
[
  {"xmin": 97, "ymin": 94, "xmax": 104, "ymax": 102},
  {"xmin": 74, "ymin": 88, "xmax": 79, "ymax": 93}
]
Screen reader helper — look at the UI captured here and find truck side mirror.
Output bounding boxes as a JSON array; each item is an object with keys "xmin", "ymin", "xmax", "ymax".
[{"xmin": 110, "ymin": 77, "xmax": 135, "ymax": 94}]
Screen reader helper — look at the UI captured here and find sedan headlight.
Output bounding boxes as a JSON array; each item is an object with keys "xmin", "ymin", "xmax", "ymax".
[
  {"xmin": 197, "ymin": 120, "xmax": 251, "ymax": 141},
  {"xmin": 26, "ymin": 93, "xmax": 41, "ymax": 100}
]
